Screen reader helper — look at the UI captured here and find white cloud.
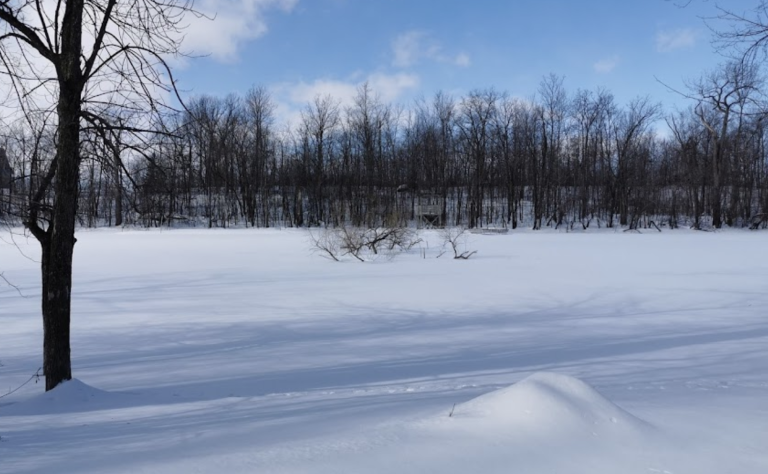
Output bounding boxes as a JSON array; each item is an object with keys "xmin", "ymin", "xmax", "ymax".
[
  {"xmin": 281, "ymin": 73, "xmax": 419, "ymax": 107},
  {"xmin": 656, "ymin": 28, "xmax": 697, "ymax": 53},
  {"xmin": 272, "ymin": 72, "xmax": 420, "ymax": 128},
  {"xmin": 392, "ymin": 31, "xmax": 427, "ymax": 68},
  {"xmin": 593, "ymin": 56, "xmax": 619, "ymax": 74},
  {"xmin": 454, "ymin": 53, "xmax": 472, "ymax": 68},
  {"xmin": 367, "ymin": 73, "xmax": 421, "ymax": 102},
  {"xmin": 182, "ymin": 0, "xmax": 298, "ymax": 62},
  {"xmin": 285, "ymin": 79, "xmax": 358, "ymax": 109},
  {"xmin": 391, "ymin": 31, "xmax": 471, "ymax": 68}
]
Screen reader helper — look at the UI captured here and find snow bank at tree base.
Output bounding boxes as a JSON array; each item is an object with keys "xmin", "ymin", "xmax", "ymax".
[{"xmin": 3, "ymin": 378, "xmax": 136, "ymax": 416}]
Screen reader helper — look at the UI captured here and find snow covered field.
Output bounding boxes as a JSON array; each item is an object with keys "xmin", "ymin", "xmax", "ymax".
[{"xmin": 1, "ymin": 228, "xmax": 767, "ymax": 473}]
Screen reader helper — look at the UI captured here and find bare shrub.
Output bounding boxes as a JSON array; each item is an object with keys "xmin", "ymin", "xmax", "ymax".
[
  {"xmin": 338, "ymin": 226, "xmax": 368, "ymax": 261},
  {"xmin": 365, "ymin": 227, "xmax": 422, "ymax": 254},
  {"xmin": 310, "ymin": 225, "xmax": 421, "ymax": 262},
  {"xmin": 309, "ymin": 229, "xmax": 342, "ymax": 262},
  {"xmin": 441, "ymin": 227, "xmax": 478, "ymax": 260}
]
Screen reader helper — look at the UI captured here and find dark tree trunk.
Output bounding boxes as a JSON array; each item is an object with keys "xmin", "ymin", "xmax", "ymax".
[
  {"xmin": 40, "ymin": 0, "xmax": 84, "ymax": 391},
  {"xmin": 42, "ymin": 98, "xmax": 80, "ymax": 389},
  {"xmin": 711, "ymin": 142, "xmax": 723, "ymax": 228},
  {"xmin": 114, "ymin": 144, "xmax": 123, "ymax": 227}
]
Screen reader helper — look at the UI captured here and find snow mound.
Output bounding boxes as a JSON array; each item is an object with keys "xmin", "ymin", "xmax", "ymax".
[
  {"xmin": 1, "ymin": 379, "xmax": 134, "ymax": 416},
  {"xmin": 454, "ymin": 372, "xmax": 651, "ymax": 436}
]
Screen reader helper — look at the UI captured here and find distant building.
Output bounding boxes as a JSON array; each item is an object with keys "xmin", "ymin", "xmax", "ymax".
[
  {"xmin": 415, "ymin": 193, "xmax": 444, "ymax": 228},
  {"xmin": 0, "ymin": 147, "xmax": 11, "ymax": 192}
]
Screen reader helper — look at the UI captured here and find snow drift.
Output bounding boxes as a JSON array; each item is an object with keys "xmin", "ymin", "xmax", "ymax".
[
  {"xmin": 453, "ymin": 372, "xmax": 652, "ymax": 436},
  {"xmin": 325, "ymin": 373, "xmax": 662, "ymax": 474}
]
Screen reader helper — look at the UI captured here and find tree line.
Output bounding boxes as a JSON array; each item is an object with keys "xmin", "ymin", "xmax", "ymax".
[{"xmin": 2, "ymin": 62, "xmax": 768, "ymax": 231}]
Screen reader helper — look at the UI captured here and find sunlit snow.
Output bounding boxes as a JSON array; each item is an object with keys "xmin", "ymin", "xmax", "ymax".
[{"xmin": 1, "ymin": 228, "xmax": 767, "ymax": 473}]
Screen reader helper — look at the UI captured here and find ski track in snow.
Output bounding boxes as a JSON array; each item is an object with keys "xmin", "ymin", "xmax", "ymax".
[{"xmin": 1, "ymin": 228, "xmax": 767, "ymax": 473}]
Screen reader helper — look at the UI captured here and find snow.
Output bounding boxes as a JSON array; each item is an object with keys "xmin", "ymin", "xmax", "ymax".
[
  {"xmin": 453, "ymin": 372, "xmax": 652, "ymax": 433},
  {"xmin": 1, "ymin": 228, "xmax": 767, "ymax": 473},
  {"xmin": 2, "ymin": 378, "xmax": 136, "ymax": 416}
]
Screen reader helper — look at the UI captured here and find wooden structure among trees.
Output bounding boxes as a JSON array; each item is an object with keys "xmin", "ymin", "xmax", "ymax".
[
  {"xmin": 415, "ymin": 193, "xmax": 444, "ymax": 228},
  {"xmin": 0, "ymin": 148, "xmax": 11, "ymax": 217},
  {"xmin": 0, "ymin": 147, "xmax": 11, "ymax": 192},
  {"xmin": 0, "ymin": 147, "xmax": 12, "ymax": 216}
]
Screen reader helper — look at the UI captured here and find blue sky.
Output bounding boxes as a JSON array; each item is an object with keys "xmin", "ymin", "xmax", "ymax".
[{"xmin": 176, "ymin": 0, "xmax": 757, "ymax": 124}]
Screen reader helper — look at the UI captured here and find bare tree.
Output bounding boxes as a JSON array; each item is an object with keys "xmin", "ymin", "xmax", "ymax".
[
  {"xmin": 457, "ymin": 89, "xmax": 499, "ymax": 229},
  {"xmin": 689, "ymin": 60, "xmax": 762, "ymax": 227},
  {"xmin": 570, "ymin": 88, "xmax": 613, "ymax": 228},
  {"xmin": 609, "ymin": 96, "xmax": 660, "ymax": 226},
  {"xmin": 300, "ymin": 94, "xmax": 339, "ymax": 226},
  {"xmin": 441, "ymin": 227, "xmax": 477, "ymax": 259},
  {"xmin": 714, "ymin": 1, "xmax": 768, "ymax": 57},
  {"xmin": 0, "ymin": 0, "xmax": 197, "ymax": 391},
  {"xmin": 534, "ymin": 74, "xmax": 568, "ymax": 230}
]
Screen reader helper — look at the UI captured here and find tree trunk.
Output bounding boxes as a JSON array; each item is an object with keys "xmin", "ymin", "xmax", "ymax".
[
  {"xmin": 712, "ymin": 142, "xmax": 722, "ymax": 228},
  {"xmin": 41, "ymin": 0, "xmax": 84, "ymax": 391},
  {"xmin": 114, "ymin": 143, "xmax": 123, "ymax": 227},
  {"xmin": 42, "ymin": 90, "xmax": 80, "ymax": 390}
]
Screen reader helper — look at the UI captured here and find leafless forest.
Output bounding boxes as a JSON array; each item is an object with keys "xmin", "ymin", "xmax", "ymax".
[{"xmin": 2, "ymin": 63, "xmax": 767, "ymax": 231}]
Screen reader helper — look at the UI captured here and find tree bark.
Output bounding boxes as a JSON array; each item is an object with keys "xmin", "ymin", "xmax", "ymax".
[
  {"xmin": 114, "ymin": 144, "xmax": 123, "ymax": 227},
  {"xmin": 41, "ymin": 0, "xmax": 84, "ymax": 391}
]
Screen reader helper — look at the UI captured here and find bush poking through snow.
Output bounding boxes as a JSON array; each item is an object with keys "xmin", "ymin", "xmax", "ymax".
[
  {"xmin": 310, "ymin": 225, "xmax": 422, "ymax": 262},
  {"xmin": 310, "ymin": 228, "xmax": 344, "ymax": 262},
  {"xmin": 441, "ymin": 227, "xmax": 477, "ymax": 260}
]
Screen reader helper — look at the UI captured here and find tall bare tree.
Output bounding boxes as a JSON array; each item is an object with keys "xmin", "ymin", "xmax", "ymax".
[
  {"xmin": 300, "ymin": 94, "xmax": 339, "ymax": 226},
  {"xmin": 0, "ymin": 0, "xmax": 196, "ymax": 390},
  {"xmin": 689, "ymin": 60, "xmax": 762, "ymax": 227}
]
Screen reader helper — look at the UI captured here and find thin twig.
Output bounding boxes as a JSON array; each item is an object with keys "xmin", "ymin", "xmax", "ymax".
[
  {"xmin": 0, "ymin": 367, "xmax": 42, "ymax": 400},
  {"xmin": 0, "ymin": 271, "xmax": 25, "ymax": 297}
]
